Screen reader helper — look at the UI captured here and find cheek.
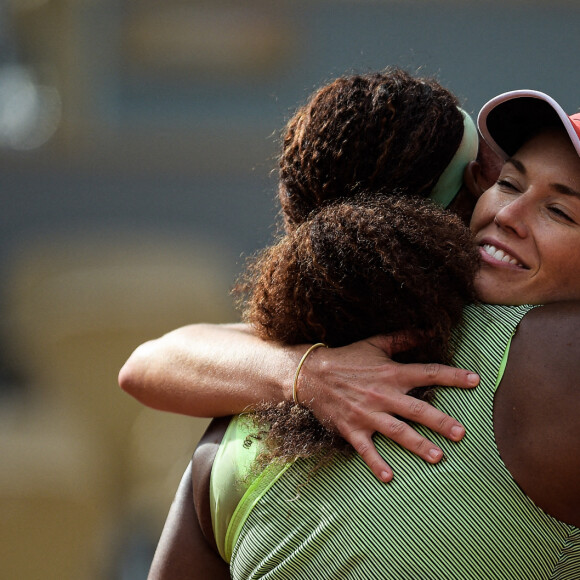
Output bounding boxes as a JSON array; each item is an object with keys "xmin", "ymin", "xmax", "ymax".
[
  {"xmin": 469, "ymin": 191, "xmax": 496, "ymax": 232},
  {"xmin": 469, "ymin": 207, "xmax": 484, "ymax": 233}
]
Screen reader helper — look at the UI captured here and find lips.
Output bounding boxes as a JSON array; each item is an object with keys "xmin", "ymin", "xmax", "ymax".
[{"xmin": 480, "ymin": 243, "xmax": 527, "ymax": 268}]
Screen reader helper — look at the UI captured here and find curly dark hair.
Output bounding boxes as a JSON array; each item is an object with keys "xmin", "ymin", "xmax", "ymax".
[
  {"xmin": 278, "ymin": 67, "xmax": 465, "ymax": 230},
  {"xmin": 234, "ymin": 194, "xmax": 479, "ymax": 462}
]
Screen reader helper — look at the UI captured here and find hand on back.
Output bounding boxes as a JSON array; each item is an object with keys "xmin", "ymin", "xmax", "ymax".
[{"xmin": 295, "ymin": 333, "xmax": 479, "ymax": 482}]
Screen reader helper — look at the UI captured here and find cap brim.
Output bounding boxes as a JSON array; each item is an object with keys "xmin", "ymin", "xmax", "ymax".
[{"xmin": 478, "ymin": 89, "xmax": 580, "ymax": 160}]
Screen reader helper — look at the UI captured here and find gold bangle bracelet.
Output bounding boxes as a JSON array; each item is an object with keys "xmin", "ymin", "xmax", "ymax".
[{"xmin": 292, "ymin": 343, "xmax": 328, "ymax": 405}]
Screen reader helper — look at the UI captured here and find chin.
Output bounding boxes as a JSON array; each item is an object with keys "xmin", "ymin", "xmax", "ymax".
[
  {"xmin": 474, "ymin": 276, "xmax": 527, "ymax": 306},
  {"xmin": 475, "ymin": 287, "xmax": 525, "ymax": 306},
  {"xmin": 475, "ymin": 284, "xmax": 507, "ymax": 305}
]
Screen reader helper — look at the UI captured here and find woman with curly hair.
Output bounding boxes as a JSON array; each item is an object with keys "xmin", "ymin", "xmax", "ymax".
[
  {"xmin": 236, "ymin": 194, "xmax": 477, "ymax": 465},
  {"xmin": 276, "ymin": 69, "xmax": 471, "ymax": 229},
  {"xmin": 144, "ymin": 83, "xmax": 580, "ymax": 579},
  {"xmin": 123, "ymin": 67, "xmax": 489, "ymax": 479},
  {"xmin": 141, "ymin": 68, "xmax": 486, "ymax": 579}
]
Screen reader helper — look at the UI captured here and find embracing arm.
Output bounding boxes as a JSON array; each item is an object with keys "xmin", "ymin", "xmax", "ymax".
[
  {"xmin": 119, "ymin": 323, "xmax": 299, "ymax": 418},
  {"xmin": 119, "ymin": 323, "xmax": 479, "ymax": 482}
]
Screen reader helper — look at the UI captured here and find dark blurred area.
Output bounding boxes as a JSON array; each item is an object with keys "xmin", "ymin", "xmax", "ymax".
[{"xmin": 0, "ymin": 1, "xmax": 578, "ymax": 578}]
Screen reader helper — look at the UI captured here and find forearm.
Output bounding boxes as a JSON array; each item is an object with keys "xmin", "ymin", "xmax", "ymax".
[
  {"xmin": 119, "ymin": 322, "xmax": 305, "ymax": 417},
  {"xmin": 120, "ymin": 325, "xmax": 480, "ymax": 482}
]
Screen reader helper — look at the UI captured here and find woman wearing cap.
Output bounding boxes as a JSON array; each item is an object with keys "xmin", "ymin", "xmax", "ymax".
[
  {"xmin": 143, "ymin": 68, "xmax": 487, "ymax": 579},
  {"xmin": 146, "ymin": 88, "xmax": 580, "ymax": 578},
  {"xmin": 213, "ymin": 90, "xmax": 580, "ymax": 579}
]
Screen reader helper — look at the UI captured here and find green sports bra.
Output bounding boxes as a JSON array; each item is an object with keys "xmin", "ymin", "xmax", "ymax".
[{"xmin": 211, "ymin": 303, "xmax": 580, "ymax": 578}]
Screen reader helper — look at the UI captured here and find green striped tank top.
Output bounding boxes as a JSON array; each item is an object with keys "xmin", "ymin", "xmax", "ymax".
[{"xmin": 213, "ymin": 303, "xmax": 580, "ymax": 579}]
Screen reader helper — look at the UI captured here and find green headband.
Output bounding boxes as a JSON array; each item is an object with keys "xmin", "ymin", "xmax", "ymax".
[{"xmin": 430, "ymin": 108, "xmax": 479, "ymax": 208}]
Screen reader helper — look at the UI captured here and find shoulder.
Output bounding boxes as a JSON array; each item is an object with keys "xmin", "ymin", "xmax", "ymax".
[
  {"xmin": 494, "ymin": 302, "xmax": 580, "ymax": 527},
  {"xmin": 516, "ymin": 300, "xmax": 580, "ymax": 341},
  {"xmin": 509, "ymin": 302, "xmax": 580, "ymax": 398}
]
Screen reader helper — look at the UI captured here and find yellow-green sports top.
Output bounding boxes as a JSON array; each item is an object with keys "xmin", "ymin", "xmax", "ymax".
[{"xmin": 211, "ymin": 303, "xmax": 580, "ymax": 579}]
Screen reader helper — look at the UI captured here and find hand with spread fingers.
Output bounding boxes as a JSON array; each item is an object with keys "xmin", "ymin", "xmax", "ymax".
[{"xmin": 294, "ymin": 334, "xmax": 479, "ymax": 482}]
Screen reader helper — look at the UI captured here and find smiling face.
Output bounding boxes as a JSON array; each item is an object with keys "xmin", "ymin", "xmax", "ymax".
[{"xmin": 471, "ymin": 129, "xmax": 580, "ymax": 305}]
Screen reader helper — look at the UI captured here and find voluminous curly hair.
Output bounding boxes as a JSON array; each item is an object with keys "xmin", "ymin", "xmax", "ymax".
[
  {"xmin": 234, "ymin": 194, "xmax": 479, "ymax": 462},
  {"xmin": 278, "ymin": 67, "xmax": 464, "ymax": 230}
]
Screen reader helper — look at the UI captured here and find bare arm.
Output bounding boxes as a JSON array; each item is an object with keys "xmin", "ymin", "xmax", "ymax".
[
  {"xmin": 119, "ymin": 324, "xmax": 479, "ymax": 482},
  {"xmin": 119, "ymin": 323, "xmax": 301, "ymax": 417},
  {"xmin": 494, "ymin": 302, "xmax": 580, "ymax": 527},
  {"xmin": 147, "ymin": 461, "xmax": 230, "ymax": 580}
]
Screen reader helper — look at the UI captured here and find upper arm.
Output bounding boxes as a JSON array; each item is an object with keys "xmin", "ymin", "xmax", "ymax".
[
  {"xmin": 192, "ymin": 416, "xmax": 232, "ymax": 551},
  {"xmin": 148, "ymin": 417, "xmax": 231, "ymax": 580},
  {"xmin": 494, "ymin": 302, "xmax": 580, "ymax": 526},
  {"xmin": 147, "ymin": 462, "xmax": 230, "ymax": 580}
]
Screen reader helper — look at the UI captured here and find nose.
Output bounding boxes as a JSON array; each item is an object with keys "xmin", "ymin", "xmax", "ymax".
[{"xmin": 493, "ymin": 196, "xmax": 529, "ymax": 238}]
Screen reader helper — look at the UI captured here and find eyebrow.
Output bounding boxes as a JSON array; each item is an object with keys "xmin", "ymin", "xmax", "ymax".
[
  {"xmin": 505, "ymin": 157, "xmax": 580, "ymax": 200},
  {"xmin": 505, "ymin": 158, "xmax": 526, "ymax": 174}
]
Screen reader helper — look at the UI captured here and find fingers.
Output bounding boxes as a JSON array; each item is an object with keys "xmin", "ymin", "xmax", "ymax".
[
  {"xmin": 385, "ymin": 363, "xmax": 476, "ymax": 440},
  {"xmin": 348, "ymin": 431, "xmax": 394, "ymax": 483},
  {"xmin": 341, "ymin": 394, "xmax": 468, "ymax": 482},
  {"xmin": 395, "ymin": 395, "xmax": 465, "ymax": 442},
  {"xmin": 415, "ymin": 362, "xmax": 480, "ymax": 389},
  {"xmin": 378, "ymin": 359, "xmax": 479, "ymax": 390},
  {"xmin": 347, "ymin": 416, "xmax": 447, "ymax": 483},
  {"xmin": 369, "ymin": 335, "xmax": 480, "ymax": 389},
  {"xmin": 373, "ymin": 413, "xmax": 445, "ymax": 463}
]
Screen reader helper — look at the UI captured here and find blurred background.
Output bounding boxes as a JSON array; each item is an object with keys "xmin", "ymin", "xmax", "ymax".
[{"xmin": 0, "ymin": 0, "xmax": 578, "ymax": 578}]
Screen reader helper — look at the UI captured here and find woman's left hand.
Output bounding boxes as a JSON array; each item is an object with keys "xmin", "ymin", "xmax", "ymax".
[{"xmin": 295, "ymin": 333, "xmax": 479, "ymax": 482}]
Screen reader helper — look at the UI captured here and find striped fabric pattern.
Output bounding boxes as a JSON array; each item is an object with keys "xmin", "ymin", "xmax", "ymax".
[{"xmin": 230, "ymin": 303, "xmax": 579, "ymax": 579}]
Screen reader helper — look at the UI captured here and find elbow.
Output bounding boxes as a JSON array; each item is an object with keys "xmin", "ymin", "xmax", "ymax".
[
  {"xmin": 118, "ymin": 355, "xmax": 140, "ymax": 399},
  {"xmin": 118, "ymin": 358, "xmax": 137, "ymax": 396},
  {"xmin": 118, "ymin": 342, "xmax": 155, "ymax": 404}
]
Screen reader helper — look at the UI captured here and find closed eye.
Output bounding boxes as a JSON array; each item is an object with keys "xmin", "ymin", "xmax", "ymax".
[
  {"xmin": 497, "ymin": 179, "xmax": 519, "ymax": 192},
  {"xmin": 549, "ymin": 206, "xmax": 576, "ymax": 223}
]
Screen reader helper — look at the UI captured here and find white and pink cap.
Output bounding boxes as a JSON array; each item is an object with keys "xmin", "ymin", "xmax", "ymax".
[{"xmin": 478, "ymin": 89, "xmax": 580, "ymax": 161}]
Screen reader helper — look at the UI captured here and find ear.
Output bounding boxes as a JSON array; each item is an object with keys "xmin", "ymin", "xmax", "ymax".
[
  {"xmin": 463, "ymin": 161, "xmax": 486, "ymax": 199},
  {"xmin": 471, "ymin": 138, "xmax": 503, "ymax": 194}
]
